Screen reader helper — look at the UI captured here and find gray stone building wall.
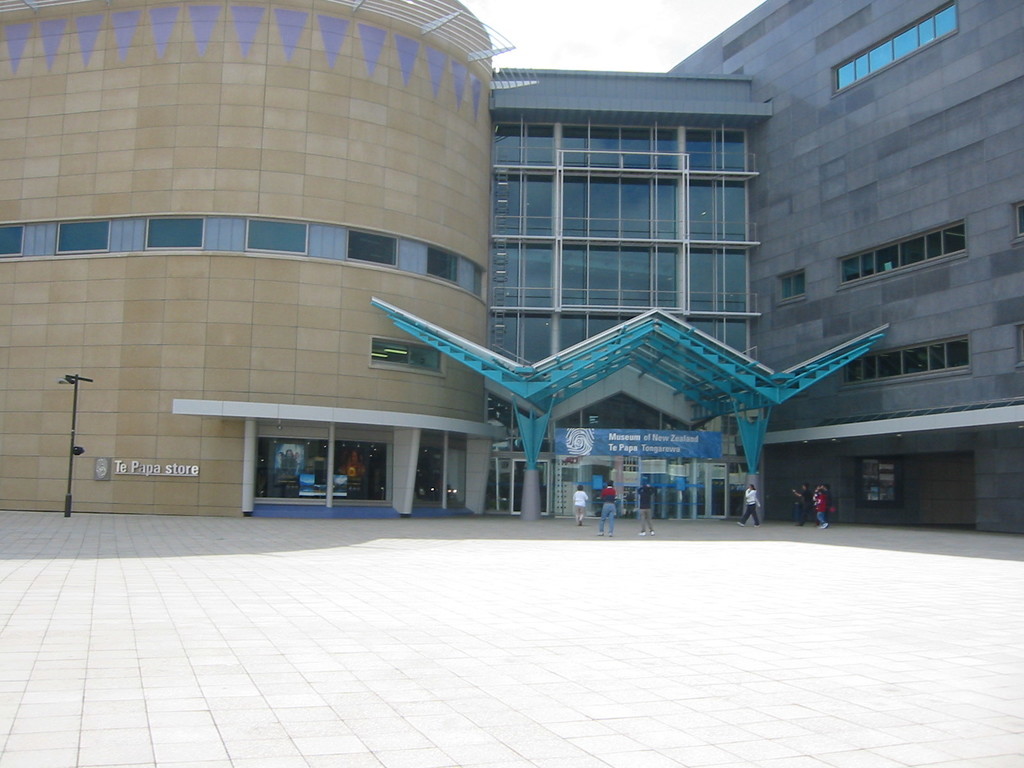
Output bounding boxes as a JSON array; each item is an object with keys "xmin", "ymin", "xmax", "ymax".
[{"xmin": 675, "ymin": 0, "xmax": 1024, "ymax": 532}]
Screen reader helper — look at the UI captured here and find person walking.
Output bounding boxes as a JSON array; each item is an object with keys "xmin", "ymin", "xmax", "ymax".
[
  {"xmin": 637, "ymin": 481, "xmax": 655, "ymax": 536},
  {"xmin": 792, "ymin": 482, "xmax": 813, "ymax": 526},
  {"xmin": 572, "ymin": 484, "xmax": 589, "ymax": 526},
  {"xmin": 737, "ymin": 483, "xmax": 762, "ymax": 527},
  {"xmin": 598, "ymin": 481, "xmax": 617, "ymax": 537},
  {"xmin": 813, "ymin": 483, "xmax": 831, "ymax": 528}
]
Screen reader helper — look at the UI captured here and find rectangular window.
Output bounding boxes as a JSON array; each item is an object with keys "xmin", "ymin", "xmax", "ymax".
[
  {"xmin": 426, "ymin": 247, "xmax": 458, "ymax": 282},
  {"xmin": 780, "ymin": 270, "xmax": 806, "ymax": 300},
  {"xmin": 1017, "ymin": 204, "xmax": 1024, "ymax": 236},
  {"xmin": 834, "ymin": 3, "xmax": 957, "ymax": 90},
  {"xmin": 840, "ymin": 222, "xmax": 965, "ymax": 283},
  {"xmin": 334, "ymin": 440, "xmax": 388, "ymax": 501},
  {"xmin": 686, "ymin": 129, "xmax": 746, "ymax": 171},
  {"xmin": 857, "ymin": 457, "xmax": 902, "ymax": 506},
  {"xmin": 348, "ymin": 231, "xmax": 396, "ymax": 265},
  {"xmin": 371, "ymin": 338, "xmax": 441, "ymax": 371},
  {"xmin": 845, "ymin": 337, "xmax": 969, "ymax": 382},
  {"xmin": 0, "ymin": 225, "xmax": 23, "ymax": 255},
  {"xmin": 57, "ymin": 220, "xmax": 110, "ymax": 253},
  {"xmin": 247, "ymin": 220, "xmax": 307, "ymax": 253},
  {"xmin": 147, "ymin": 218, "xmax": 204, "ymax": 248}
]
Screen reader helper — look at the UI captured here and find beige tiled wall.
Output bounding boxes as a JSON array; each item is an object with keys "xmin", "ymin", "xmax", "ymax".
[{"xmin": 0, "ymin": 0, "xmax": 493, "ymax": 516}]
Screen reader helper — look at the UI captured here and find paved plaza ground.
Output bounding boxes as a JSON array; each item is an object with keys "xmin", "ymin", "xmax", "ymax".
[{"xmin": 0, "ymin": 510, "xmax": 1022, "ymax": 768}]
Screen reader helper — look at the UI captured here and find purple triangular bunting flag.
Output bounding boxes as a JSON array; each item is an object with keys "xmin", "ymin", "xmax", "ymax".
[
  {"xmin": 4, "ymin": 23, "xmax": 31, "ymax": 73},
  {"xmin": 317, "ymin": 15, "xmax": 348, "ymax": 68},
  {"xmin": 188, "ymin": 6, "xmax": 222, "ymax": 57},
  {"xmin": 75, "ymin": 15, "xmax": 103, "ymax": 67},
  {"xmin": 451, "ymin": 60, "xmax": 466, "ymax": 109},
  {"xmin": 231, "ymin": 6, "xmax": 264, "ymax": 58},
  {"xmin": 357, "ymin": 23, "xmax": 386, "ymax": 76},
  {"xmin": 150, "ymin": 6, "xmax": 179, "ymax": 59},
  {"xmin": 40, "ymin": 18, "xmax": 67, "ymax": 71},
  {"xmin": 471, "ymin": 74, "xmax": 481, "ymax": 119},
  {"xmin": 393, "ymin": 33, "xmax": 419, "ymax": 86},
  {"xmin": 274, "ymin": 9, "xmax": 307, "ymax": 62},
  {"xmin": 426, "ymin": 47, "xmax": 446, "ymax": 97},
  {"xmin": 112, "ymin": 11, "xmax": 141, "ymax": 62}
]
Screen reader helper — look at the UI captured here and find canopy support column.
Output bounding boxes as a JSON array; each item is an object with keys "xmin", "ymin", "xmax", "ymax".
[
  {"xmin": 734, "ymin": 406, "xmax": 772, "ymax": 475},
  {"xmin": 514, "ymin": 405, "xmax": 551, "ymax": 521}
]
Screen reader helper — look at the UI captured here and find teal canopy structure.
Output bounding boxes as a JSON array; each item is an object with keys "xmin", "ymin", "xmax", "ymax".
[{"xmin": 372, "ymin": 298, "xmax": 887, "ymax": 479}]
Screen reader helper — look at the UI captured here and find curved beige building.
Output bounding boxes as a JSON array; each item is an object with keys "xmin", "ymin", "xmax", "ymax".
[{"xmin": 0, "ymin": 0, "xmax": 498, "ymax": 516}]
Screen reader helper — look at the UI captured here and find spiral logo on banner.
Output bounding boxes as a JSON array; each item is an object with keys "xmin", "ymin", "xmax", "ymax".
[{"xmin": 564, "ymin": 428, "xmax": 595, "ymax": 456}]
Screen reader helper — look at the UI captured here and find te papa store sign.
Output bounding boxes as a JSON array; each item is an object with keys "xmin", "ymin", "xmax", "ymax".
[{"xmin": 94, "ymin": 458, "xmax": 200, "ymax": 480}]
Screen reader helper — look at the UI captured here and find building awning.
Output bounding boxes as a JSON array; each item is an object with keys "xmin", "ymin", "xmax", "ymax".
[{"xmin": 372, "ymin": 298, "xmax": 887, "ymax": 471}]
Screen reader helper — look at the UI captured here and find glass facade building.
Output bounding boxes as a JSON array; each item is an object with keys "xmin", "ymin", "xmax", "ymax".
[{"xmin": 490, "ymin": 121, "xmax": 757, "ymax": 362}]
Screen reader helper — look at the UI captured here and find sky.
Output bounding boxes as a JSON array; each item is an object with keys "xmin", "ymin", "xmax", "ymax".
[{"xmin": 463, "ymin": 0, "xmax": 766, "ymax": 73}]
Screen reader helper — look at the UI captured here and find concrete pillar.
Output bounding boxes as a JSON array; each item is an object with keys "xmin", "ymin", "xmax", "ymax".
[
  {"xmin": 242, "ymin": 419, "xmax": 256, "ymax": 515},
  {"xmin": 466, "ymin": 437, "xmax": 490, "ymax": 515},
  {"xmin": 393, "ymin": 427, "xmax": 421, "ymax": 516}
]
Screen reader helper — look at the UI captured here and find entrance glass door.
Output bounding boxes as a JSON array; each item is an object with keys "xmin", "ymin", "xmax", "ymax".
[{"xmin": 488, "ymin": 457, "xmax": 550, "ymax": 515}]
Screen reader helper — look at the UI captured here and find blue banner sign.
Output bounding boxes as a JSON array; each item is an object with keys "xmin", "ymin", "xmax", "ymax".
[{"xmin": 556, "ymin": 428, "xmax": 722, "ymax": 459}]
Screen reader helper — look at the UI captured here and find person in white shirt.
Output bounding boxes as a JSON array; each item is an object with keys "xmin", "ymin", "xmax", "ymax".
[
  {"xmin": 737, "ymin": 483, "xmax": 762, "ymax": 527},
  {"xmin": 572, "ymin": 485, "xmax": 589, "ymax": 526}
]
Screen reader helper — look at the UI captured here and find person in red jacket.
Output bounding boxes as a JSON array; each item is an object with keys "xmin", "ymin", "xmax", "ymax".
[
  {"xmin": 813, "ymin": 483, "xmax": 831, "ymax": 529},
  {"xmin": 598, "ymin": 481, "xmax": 617, "ymax": 537}
]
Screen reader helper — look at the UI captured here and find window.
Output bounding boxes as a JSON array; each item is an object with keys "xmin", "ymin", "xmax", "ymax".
[
  {"xmin": 348, "ymin": 231, "xmax": 396, "ymax": 265},
  {"xmin": 1017, "ymin": 203, "xmax": 1024, "ymax": 237},
  {"xmin": 0, "ymin": 225, "xmax": 23, "ymax": 256},
  {"xmin": 426, "ymin": 247, "xmax": 458, "ymax": 282},
  {"xmin": 780, "ymin": 270, "xmax": 806, "ymax": 301},
  {"xmin": 835, "ymin": 4, "xmax": 957, "ymax": 90},
  {"xmin": 840, "ymin": 222, "xmax": 965, "ymax": 283},
  {"xmin": 147, "ymin": 218, "xmax": 204, "ymax": 248},
  {"xmin": 247, "ymin": 220, "xmax": 307, "ymax": 253},
  {"xmin": 689, "ymin": 180, "xmax": 747, "ymax": 241},
  {"xmin": 561, "ymin": 245, "xmax": 676, "ymax": 309},
  {"xmin": 561, "ymin": 126, "xmax": 678, "ymax": 170},
  {"xmin": 689, "ymin": 249, "xmax": 748, "ymax": 312},
  {"xmin": 255, "ymin": 437, "xmax": 387, "ymax": 501},
  {"xmin": 686, "ymin": 129, "xmax": 746, "ymax": 171},
  {"xmin": 562, "ymin": 176, "xmax": 677, "ymax": 240},
  {"xmin": 857, "ymin": 457, "xmax": 903, "ymax": 506},
  {"xmin": 371, "ymin": 339, "xmax": 441, "ymax": 371},
  {"xmin": 493, "ymin": 124, "xmax": 554, "ymax": 166},
  {"xmin": 57, "ymin": 220, "xmax": 109, "ymax": 252},
  {"xmin": 845, "ymin": 337, "xmax": 969, "ymax": 382}
]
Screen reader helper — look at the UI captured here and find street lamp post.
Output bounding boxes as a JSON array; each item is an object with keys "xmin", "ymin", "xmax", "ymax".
[{"xmin": 60, "ymin": 373, "xmax": 93, "ymax": 517}]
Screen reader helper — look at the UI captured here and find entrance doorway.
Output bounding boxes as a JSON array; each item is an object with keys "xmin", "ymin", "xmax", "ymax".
[{"xmin": 487, "ymin": 457, "xmax": 550, "ymax": 515}]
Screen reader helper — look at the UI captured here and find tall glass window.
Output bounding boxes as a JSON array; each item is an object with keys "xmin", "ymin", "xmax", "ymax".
[
  {"xmin": 503, "ymin": 244, "xmax": 553, "ymax": 307},
  {"xmin": 503, "ymin": 174, "xmax": 554, "ymax": 236},
  {"xmin": 689, "ymin": 181, "xmax": 747, "ymax": 241},
  {"xmin": 690, "ymin": 249, "xmax": 748, "ymax": 312}
]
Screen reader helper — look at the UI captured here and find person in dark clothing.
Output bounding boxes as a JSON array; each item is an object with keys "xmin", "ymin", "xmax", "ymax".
[
  {"xmin": 792, "ymin": 482, "xmax": 813, "ymax": 526},
  {"xmin": 637, "ymin": 481, "xmax": 655, "ymax": 536}
]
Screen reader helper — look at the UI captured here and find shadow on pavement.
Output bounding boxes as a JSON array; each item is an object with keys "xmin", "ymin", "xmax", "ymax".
[{"xmin": 0, "ymin": 510, "xmax": 1021, "ymax": 562}]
